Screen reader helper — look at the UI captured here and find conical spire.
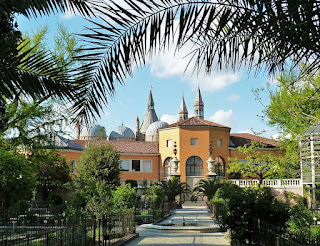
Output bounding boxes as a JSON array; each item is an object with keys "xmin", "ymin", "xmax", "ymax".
[
  {"xmin": 194, "ymin": 86, "xmax": 204, "ymax": 106},
  {"xmin": 141, "ymin": 86, "xmax": 158, "ymax": 134},
  {"xmin": 148, "ymin": 86, "xmax": 154, "ymax": 109},
  {"xmin": 179, "ymin": 95, "xmax": 187, "ymax": 113},
  {"xmin": 178, "ymin": 95, "xmax": 188, "ymax": 121},
  {"xmin": 194, "ymin": 86, "xmax": 204, "ymax": 118}
]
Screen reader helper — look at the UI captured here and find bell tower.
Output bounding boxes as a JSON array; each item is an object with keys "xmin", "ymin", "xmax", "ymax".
[
  {"xmin": 178, "ymin": 95, "xmax": 188, "ymax": 121},
  {"xmin": 194, "ymin": 86, "xmax": 204, "ymax": 118}
]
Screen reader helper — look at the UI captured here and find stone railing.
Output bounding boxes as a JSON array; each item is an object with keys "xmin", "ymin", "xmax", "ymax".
[{"xmin": 229, "ymin": 178, "xmax": 302, "ymax": 188}]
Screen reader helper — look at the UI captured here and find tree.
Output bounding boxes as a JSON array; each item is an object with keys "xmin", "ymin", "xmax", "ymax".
[
  {"xmin": 145, "ymin": 183, "xmax": 166, "ymax": 209},
  {"xmin": 191, "ymin": 178, "xmax": 219, "ymax": 202},
  {"xmin": 228, "ymin": 141, "xmax": 281, "ymax": 186},
  {"xmin": 77, "ymin": 144, "xmax": 120, "ymax": 187},
  {"xmin": 77, "ymin": 0, "xmax": 320, "ymax": 111},
  {"xmin": 161, "ymin": 176, "xmax": 190, "ymax": 203},
  {"xmin": 69, "ymin": 144, "xmax": 120, "ymax": 217},
  {"xmin": 0, "ymin": 147, "xmax": 37, "ymax": 208},
  {"xmin": 0, "ymin": 0, "xmax": 101, "ymax": 125},
  {"xmin": 113, "ymin": 184, "xmax": 137, "ymax": 212},
  {"xmin": 1, "ymin": 24, "xmax": 85, "ymax": 134},
  {"xmin": 257, "ymin": 70, "xmax": 320, "ymax": 136},
  {"xmin": 221, "ymin": 187, "xmax": 289, "ymax": 244},
  {"xmin": 29, "ymin": 150, "xmax": 71, "ymax": 201}
]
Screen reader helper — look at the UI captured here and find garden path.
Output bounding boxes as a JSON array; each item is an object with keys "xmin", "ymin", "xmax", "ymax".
[{"xmin": 127, "ymin": 205, "xmax": 230, "ymax": 245}]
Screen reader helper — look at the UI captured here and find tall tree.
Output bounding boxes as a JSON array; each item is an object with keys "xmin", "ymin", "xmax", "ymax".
[
  {"xmin": 0, "ymin": 0, "xmax": 96, "ymax": 125},
  {"xmin": 228, "ymin": 141, "xmax": 283, "ymax": 186},
  {"xmin": 29, "ymin": 150, "xmax": 71, "ymax": 201},
  {"xmin": 0, "ymin": 147, "xmax": 37, "ymax": 208},
  {"xmin": 260, "ymin": 70, "xmax": 320, "ymax": 136}
]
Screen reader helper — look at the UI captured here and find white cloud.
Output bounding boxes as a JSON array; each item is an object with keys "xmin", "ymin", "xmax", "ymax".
[
  {"xmin": 209, "ymin": 109, "xmax": 233, "ymax": 127},
  {"xmin": 161, "ymin": 114, "xmax": 178, "ymax": 124},
  {"xmin": 271, "ymin": 133, "xmax": 291, "ymax": 140},
  {"xmin": 237, "ymin": 129, "xmax": 255, "ymax": 134},
  {"xmin": 150, "ymin": 46, "xmax": 242, "ymax": 92},
  {"xmin": 60, "ymin": 10, "xmax": 79, "ymax": 19},
  {"xmin": 104, "ymin": 111, "xmax": 110, "ymax": 118},
  {"xmin": 148, "ymin": 19, "xmax": 243, "ymax": 93},
  {"xmin": 227, "ymin": 94, "xmax": 240, "ymax": 101}
]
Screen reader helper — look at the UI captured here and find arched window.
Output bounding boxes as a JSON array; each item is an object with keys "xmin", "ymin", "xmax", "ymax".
[
  {"xmin": 186, "ymin": 156, "xmax": 203, "ymax": 176},
  {"xmin": 164, "ymin": 157, "xmax": 172, "ymax": 178},
  {"xmin": 215, "ymin": 156, "xmax": 225, "ymax": 177}
]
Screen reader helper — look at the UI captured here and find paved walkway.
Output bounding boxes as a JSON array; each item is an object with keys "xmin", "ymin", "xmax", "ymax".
[{"xmin": 128, "ymin": 205, "xmax": 230, "ymax": 246}]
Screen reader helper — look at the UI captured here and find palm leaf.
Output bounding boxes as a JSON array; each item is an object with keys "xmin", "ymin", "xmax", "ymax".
[
  {"xmin": 72, "ymin": 0, "xmax": 320, "ymax": 122},
  {"xmin": 0, "ymin": 0, "xmax": 94, "ymax": 18}
]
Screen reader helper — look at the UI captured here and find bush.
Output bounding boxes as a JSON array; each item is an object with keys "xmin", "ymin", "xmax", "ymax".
[
  {"xmin": 215, "ymin": 186, "xmax": 290, "ymax": 244},
  {"xmin": 125, "ymin": 180, "xmax": 138, "ymax": 188},
  {"xmin": 47, "ymin": 193, "xmax": 64, "ymax": 206},
  {"xmin": 113, "ymin": 184, "xmax": 137, "ymax": 212}
]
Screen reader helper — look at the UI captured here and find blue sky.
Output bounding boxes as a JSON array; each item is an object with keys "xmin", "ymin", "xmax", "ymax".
[{"xmin": 17, "ymin": 10, "xmax": 280, "ymax": 139}]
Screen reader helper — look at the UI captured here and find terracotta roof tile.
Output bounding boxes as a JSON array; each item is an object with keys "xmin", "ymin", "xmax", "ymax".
[
  {"xmin": 72, "ymin": 140, "xmax": 159, "ymax": 154},
  {"xmin": 230, "ymin": 133, "xmax": 280, "ymax": 148},
  {"xmin": 162, "ymin": 117, "xmax": 231, "ymax": 129}
]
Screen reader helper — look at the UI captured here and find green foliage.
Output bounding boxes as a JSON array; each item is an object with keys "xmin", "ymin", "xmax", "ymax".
[
  {"xmin": 147, "ymin": 184, "xmax": 165, "ymax": 207},
  {"xmin": 113, "ymin": 184, "xmax": 137, "ymax": 212},
  {"xmin": 228, "ymin": 141, "xmax": 281, "ymax": 185},
  {"xmin": 77, "ymin": 144, "xmax": 120, "ymax": 187},
  {"xmin": 30, "ymin": 150, "xmax": 71, "ymax": 201},
  {"xmin": 68, "ymin": 144, "xmax": 121, "ymax": 217},
  {"xmin": 0, "ymin": 147, "xmax": 37, "ymax": 208},
  {"xmin": 220, "ymin": 187, "xmax": 289, "ymax": 243},
  {"xmin": 0, "ymin": 1, "xmax": 95, "ymax": 125},
  {"xmin": 191, "ymin": 178, "xmax": 219, "ymax": 202},
  {"xmin": 286, "ymin": 198, "xmax": 320, "ymax": 240},
  {"xmin": 161, "ymin": 176, "xmax": 190, "ymax": 203},
  {"xmin": 125, "ymin": 179, "xmax": 138, "ymax": 188},
  {"xmin": 264, "ymin": 70, "xmax": 320, "ymax": 135},
  {"xmin": 47, "ymin": 192, "xmax": 63, "ymax": 206},
  {"xmin": 85, "ymin": 182, "xmax": 113, "ymax": 218}
]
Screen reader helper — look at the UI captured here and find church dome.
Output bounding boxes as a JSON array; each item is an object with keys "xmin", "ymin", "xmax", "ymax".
[
  {"xmin": 146, "ymin": 121, "xmax": 168, "ymax": 136},
  {"xmin": 80, "ymin": 124, "xmax": 106, "ymax": 140},
  {"xmin": 110, "ymin": 124, "xmax": 135, "ymax": 139}
]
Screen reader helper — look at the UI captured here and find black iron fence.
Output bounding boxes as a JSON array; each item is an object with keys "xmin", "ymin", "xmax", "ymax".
[
  {"xmin": 0, "ymin": 209, "xmax": 135, "ymax": 246},
  {"xmin": 134, "ymin": 201, "xmax": 176, "ymax": 224},
  {"xmin": 231, "ymin": 219, "xmax": 320, "ymax": 246}
]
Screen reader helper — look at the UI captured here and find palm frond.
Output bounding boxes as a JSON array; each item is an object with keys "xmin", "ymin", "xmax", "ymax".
[
  {"xmin": 73, "ymin": 0, "xmax": 320, "ymax": 122},
  {"xmin": 0, "ymin": 0, "xmax": 94, "ymax": 18}
]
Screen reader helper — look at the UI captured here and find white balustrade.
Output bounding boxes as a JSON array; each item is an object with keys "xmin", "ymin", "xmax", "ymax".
[{"xmin": 228, "ymin": 179, "xmax": 302, "ymax": 188}]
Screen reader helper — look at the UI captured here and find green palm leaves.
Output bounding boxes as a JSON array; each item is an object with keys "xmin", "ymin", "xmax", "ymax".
[
  {"xmin": 191, "ymin": 178, "xmax": 219, "ymax": 202},
  {"xmin": 161, "ymin": 176, "xmax": 191, "ymax": 203},
  {"xmin": 76, "ymin": 0, "xmax": 320, "ymax": 121}
]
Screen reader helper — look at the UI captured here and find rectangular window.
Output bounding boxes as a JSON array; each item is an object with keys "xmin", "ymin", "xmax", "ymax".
[
  {"xmin": 132, "ymin": 160, "xmax": 141, "ymax": 172},
  {"xmin": 120, "ymin": 160, "xmax": 130, "ymax": 171},
  {"xmin": 70, "ymin": 160, "xmax": 76, "ymax": 174},
  {"xmin": 217, "ymin": 139, "xmax": 222, "ymax": 147},
  {"xmin": 167, "ymin": 139, "xmax": 172, "ymax": 147},
  {"xmin": 143, "ymin": 160, "xmax": 152, "ymax": 172},
  {"xmin": 191, "ymin": 138, "xmax": 198, "ymax": 146}
]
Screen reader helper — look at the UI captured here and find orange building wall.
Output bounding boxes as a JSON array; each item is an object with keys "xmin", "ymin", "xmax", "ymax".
[
  {"xmin": 178, "ymin": 127, "xmax": 210, "ymax": 183},
  {"xmin": 120, "ymin": 154, "xmax": 160, "ymax": 181},
  {"xmin": 56, "ymin": 150, "xmax": 82, "ymax": 178},
  {"xmin": 158, "ymin": 128, "xmax": 180, "ymax": 179},
  {"xmin": 159, "ymin": 126, "xmax": 231, "ymax": 183},
  {"xmin": 209, "ymin": 127, "xmax": 231, "ymax": 178},
  {"xmin": 57, "ymin": 150, "xmax": 160, "ymax": 182}
]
